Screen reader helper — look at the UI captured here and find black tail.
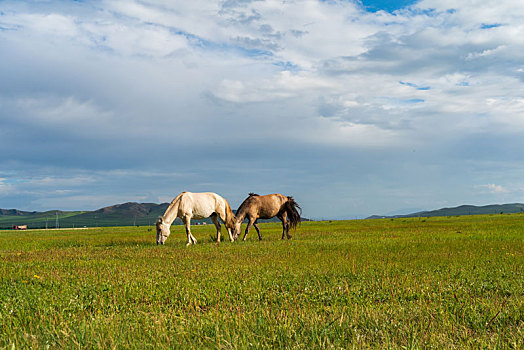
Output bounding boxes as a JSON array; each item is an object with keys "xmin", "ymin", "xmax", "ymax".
[{"xmin": 285, "ymin": 196, "xmax": 302, "ymax": 231}]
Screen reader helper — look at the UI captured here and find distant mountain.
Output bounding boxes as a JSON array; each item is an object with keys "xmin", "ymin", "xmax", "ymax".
[
  {"xmin": 71, "ymin": 202, "xmax": 170, "ymax": 226},
  {"xmin": 367, "ymin": 203, "xmax": 524, "ymax": 219},
  {"xmin": 0, "ymin": 202, "xmax": 308, "ymax": 229},
  {"xmin": 0, "ymin": 202, "xmax": 169, "ymax": 229},
  {"xmin": 0, "ymin": 209, "xmax": 36, "ymax": 216}
]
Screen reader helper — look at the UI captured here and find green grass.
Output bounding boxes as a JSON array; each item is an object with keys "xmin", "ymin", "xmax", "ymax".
[
  {"xmin": 0, "ymin": 211, "xmax": 147, "ymax": 229},
  {"xmin": 0, "ymin": 211, "xmax": 88, "ymax": 229},
  {"xmin": 0, "ymin": 215, "xmax": 523, "ymax": 348}
]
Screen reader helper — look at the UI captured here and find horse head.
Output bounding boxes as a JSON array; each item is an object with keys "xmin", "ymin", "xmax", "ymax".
[
  {"xmin": 232, "ymin": 218, "xmax": 242, "ymax": 241},
  {"xmin": 156, "ymin": 218, "xmax": 171, "ymax": 245}
]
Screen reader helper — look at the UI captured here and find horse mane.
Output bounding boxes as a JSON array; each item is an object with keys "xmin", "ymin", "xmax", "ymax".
[
  {"xmin": 235, "ymin": 194, "xmax": 258, "ymax": 221},
  {"xmin": 161, "ymin": 191, "xmax": 186, "ymax": 224},
  {"xmin": 224, "ymin": 200, "xmax": 236, "ymax": 228}
]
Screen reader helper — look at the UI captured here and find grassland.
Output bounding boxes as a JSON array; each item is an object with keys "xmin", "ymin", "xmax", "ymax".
[
  {"xmin": 0, "ymin": 211, "xmax": 88, "ymax": 230},
  {"xmin": 0, "ymin": 214, "xmax": 522, "ymax": 348}
]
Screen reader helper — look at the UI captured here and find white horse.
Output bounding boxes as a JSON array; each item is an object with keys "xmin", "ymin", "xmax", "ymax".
[{"xmin": 156, "ymin": 192, "xmax": 236, "ymax": 245}]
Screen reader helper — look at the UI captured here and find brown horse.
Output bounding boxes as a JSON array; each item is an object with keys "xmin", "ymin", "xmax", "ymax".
[{"xmin": 233, "ymin": 193, "xmax": 301, "ymax": 241}]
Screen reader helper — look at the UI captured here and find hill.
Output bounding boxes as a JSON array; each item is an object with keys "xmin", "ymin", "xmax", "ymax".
[
  {"xmin": 71, "ymin": 202, "xmax": 170, "ymax": 227},
  {"xmin": 0, "ymin": 202, "xmax": 169, "ymax": 229},
  {"xmin": 367, "ymin": 203, "xmax": 524, "ymax": 219}
]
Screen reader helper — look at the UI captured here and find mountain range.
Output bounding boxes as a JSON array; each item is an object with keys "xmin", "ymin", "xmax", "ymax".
[
  {"xmin": 367, "ymin": 203, "xmax": 524, "ymax": 219},
  {"xmin": 0, "ymin": 202, "xmax": 169, "ymax": 229},
  {"xmin": 0, "ymin": 202, "xmax": 298, "ymax": 229}
]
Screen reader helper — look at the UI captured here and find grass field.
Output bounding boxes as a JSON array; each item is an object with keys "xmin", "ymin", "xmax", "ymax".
[{"xmin": 0, "ymin": 215, "xmax": 523, "ymax": 348}]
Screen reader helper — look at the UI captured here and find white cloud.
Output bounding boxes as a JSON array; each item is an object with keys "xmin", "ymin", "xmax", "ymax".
[
  {"xmin": 81, "ymin": 21, "xmax": 188, "ymax": 57},
  {"xmin": 488, "ymin": 184, "xmax": 509, "ymax": 194},
  {"xmin": 214, "ymin": 70, "xmax": 336, "ymax": 102},
  {"xmin": 477, "ymin": 184, "xmax": 510, "ymax": 194},
  {"xmin": 0, "ymin": 178, "xmax": 13, "ymax": 196}
]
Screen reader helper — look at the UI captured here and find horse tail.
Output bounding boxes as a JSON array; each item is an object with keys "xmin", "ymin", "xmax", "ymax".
[
  {"xmin": 224, "ymin": 199, "xmax": 236, "ymax": 228},
  {"xmin": 285, "ymin": 196, "xmax": 302, "ymax": 231}
]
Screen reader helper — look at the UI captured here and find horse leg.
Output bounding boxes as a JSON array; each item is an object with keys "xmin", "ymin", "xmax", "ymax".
[
  {"xmin": 211, "ymin": 213, "xmax": 221, "ymax": 243},
  {"xmin": 284, "ymin": 211, "xmax": 292, "ymax": 239},
  {"xmin": 242, "ymin": 216, "xmax": 256, "ymax": 241},
  {"xmin": 217, "ymin": 211, "xmax": 234, "ymax": 242},
  {"xmin": 278, "ymin": 212, "xmax": 290, "ymax": 239},
  {"xmin": 227, "ymin": 227, "xmax": 235, "ymax": 242},
  {"xmin": 253, "ymin": 219, "xmax": 262, "ymax": 241},
  {"xmin": 184, "ymin": 217, "xmax": 193, "ymax": 246}
]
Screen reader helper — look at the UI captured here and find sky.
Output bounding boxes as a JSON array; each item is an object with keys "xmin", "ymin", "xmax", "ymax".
[{"xmin": 1, "ymin": 0, "xmax": 524, "ymax": 219}]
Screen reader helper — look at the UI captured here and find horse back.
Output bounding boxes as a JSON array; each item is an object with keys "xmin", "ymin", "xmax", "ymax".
[
  {"xmin": 252, "ymin": 193, "xmax": 287, "ymax": 219},
  {"xmin": 178, "ymin": 192, "xmax": 224, "ymax": 218}
]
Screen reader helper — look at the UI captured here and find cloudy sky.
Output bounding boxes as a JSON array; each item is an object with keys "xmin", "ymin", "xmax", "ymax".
[{"xmin": 1, "ymin": 0, "xmax": 524, "ymax": 219}]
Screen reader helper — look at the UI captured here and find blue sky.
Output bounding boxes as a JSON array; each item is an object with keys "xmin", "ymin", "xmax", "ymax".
[
  {"xmin": 1, "ymin": 0, "xmax": 524, "ymax": 219},
  {"xmin": 361, "ymin": 0, "xmax": 417, "ymax": 12}
]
